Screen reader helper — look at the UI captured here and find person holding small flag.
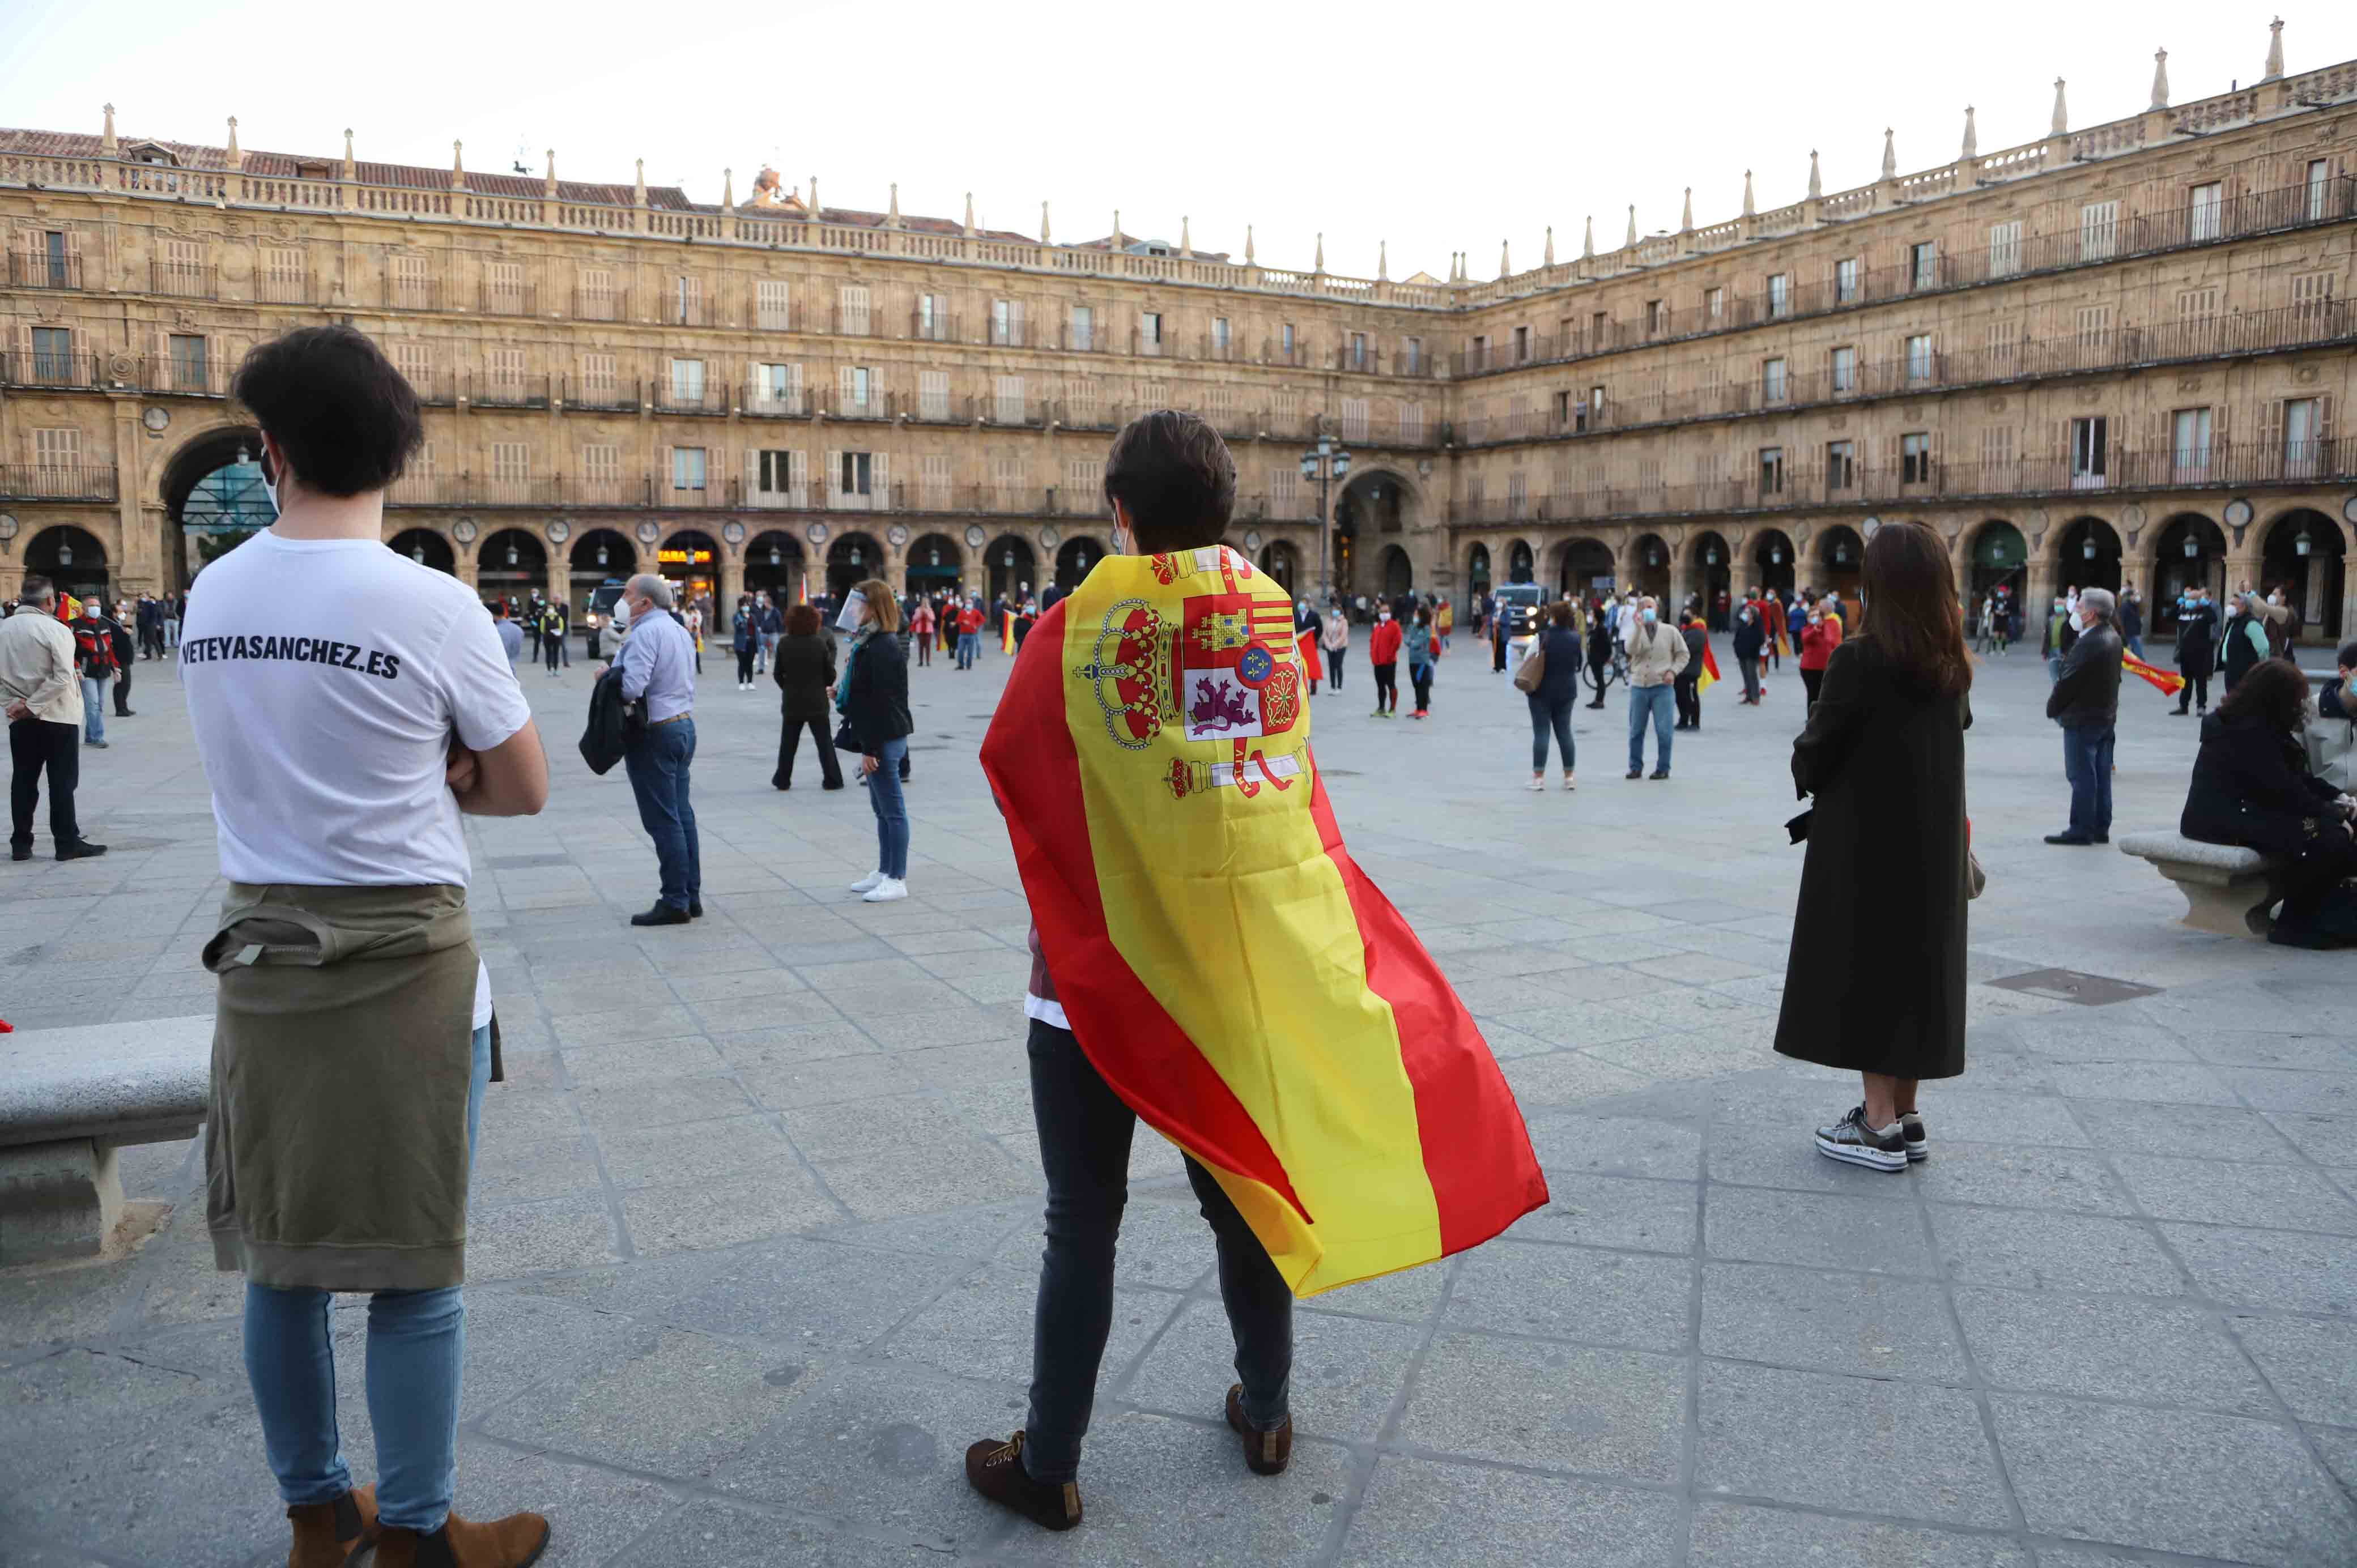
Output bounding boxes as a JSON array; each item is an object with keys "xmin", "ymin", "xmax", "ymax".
[{"xmin": 1674, "ymin": 612, "xmax": 1711, "ymax": 731}]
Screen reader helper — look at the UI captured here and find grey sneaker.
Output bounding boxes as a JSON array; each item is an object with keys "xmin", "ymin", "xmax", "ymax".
[
  {"xmin": 1898, "ymin": 1113, "xmax": 1928, "ymax": 1164},
  {"xmin": 1814, "ymin": 1106, "xmax": 1908, "ymax": 1173}
]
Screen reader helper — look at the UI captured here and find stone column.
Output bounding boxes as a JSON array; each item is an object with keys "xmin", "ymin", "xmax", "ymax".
[
  {"xmin": 114, "ymin": 401, "xmax": 156, "ymax": 596},
  {"xmin": 454, "ymin": 538, "xmax": 480, "ymax": 593},
  {"xmin": 547, "ymin": 557, "xmax": 572, "ymax": 617},
  {"xmin": 716, "ymin": 547, "xmax": 743, "ymax": 614}
]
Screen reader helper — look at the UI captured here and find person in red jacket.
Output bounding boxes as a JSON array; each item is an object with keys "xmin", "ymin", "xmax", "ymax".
[
  {"xmin": 1367, "ymin": 607, "xmax": 1403, "ymax": 718},
  {"xmin": 955, "ymin": 599, "xmax": 986, "ymax": 671},
  {"xmin": 1798, "ymin": 596, "xmax": 1844, "ymax": 714}
]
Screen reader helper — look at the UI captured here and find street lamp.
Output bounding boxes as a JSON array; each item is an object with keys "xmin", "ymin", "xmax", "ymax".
[
  {"xmin": 2183, "ymin": 535, "xmax": 2199, "ymax": 558},
  {"xmin": 1299, "ymin": 435, "xmax": 1351, "ymax": 597}
]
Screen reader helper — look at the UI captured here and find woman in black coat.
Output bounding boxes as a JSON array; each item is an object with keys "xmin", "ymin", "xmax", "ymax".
[
  {"xmin": 1776, "ymin": 521, "xmax": 1974, "ymax": 1174},
  {"xmin": 1583, "ymin": 610, "xmax": 1614, "ymax": 708},
  {"xmin": 1731, "ymin": 602, "xmax": 1767, "ymax": 705},
  {"xmin": 770, "ymin": 603, "xmax": 843, "ymax": 790},
  {"xmin": 2181, "ymin": 657, "xmax": 2357, "ymax": 947},
  {"xmin": 1524, "ymin": 600, "xmax": 1585, "ymax": 790},
  {"xmin": 839, "ymin": 578, "xmax": 916, "ymax": 900}
]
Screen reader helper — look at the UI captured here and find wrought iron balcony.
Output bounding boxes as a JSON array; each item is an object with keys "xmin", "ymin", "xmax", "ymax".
[{"xmin": 0, "ymin": 463, "xmax": 118, "ymax": 501}]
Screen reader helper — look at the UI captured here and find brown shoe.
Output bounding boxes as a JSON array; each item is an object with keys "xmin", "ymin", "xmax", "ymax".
[
  {"xmin": 1225, "ymin": 1384, "xmax": 1293, "ymax": 1476},
  {"xmin": 375, "ymin": 1509, "xmax": 550, "ymax": 1568},
  {"xmin": 286, "ymin": 1484, "xmax": 378, "ymax": 1567},
  {"xmin": 963, "ymin": 1431, "xmax": 1082, "ymax": 1531}
]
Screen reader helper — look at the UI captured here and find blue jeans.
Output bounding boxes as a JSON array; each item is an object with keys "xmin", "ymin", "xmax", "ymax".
[
  {"xmin": 80, "ymin": 676, "xmax": 104, "ymax": 742},
  {"xmin": 2125, "ymin": 635, "xmax": 2145, "ymax": 660},
  {"xmin": 867, "ymin": 736, "xmax": 909, "ymax": 879},
  {"xmin": 957, "ymin": 632, "xmax": 980, "ymax": 669},
  {"xmin": 1529, "ymin": 693, "xmax": 1574, "ymax": 772},
  {"xmin": 623, "ymin": 718, "xmax": 701, "ymax": 910},
  {"xmin": 1627, "ymin": 684, "xmax": 1674, "ymax": 773},
  {"xmin": 2062, "ymin": 723, "xmax": 2115, "ymax": 839},
  {"xmin": 1021, "ymin": 1020, "xmax": 1290, "ymax": 1484},
  {"xmin": 244, "ymin": 1024, "xmax": 491, "ymax": 1533}
]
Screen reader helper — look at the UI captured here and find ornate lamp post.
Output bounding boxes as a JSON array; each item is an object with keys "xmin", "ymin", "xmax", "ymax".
[{"xmin": 1300, "ymin": 435, "xmax": 1351, "ymax": 598}]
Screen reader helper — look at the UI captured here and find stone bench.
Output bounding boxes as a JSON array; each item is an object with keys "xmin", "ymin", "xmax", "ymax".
[
  {"xmin": 1, "ymin": 1015, "xmax": 211, "ymax": 1264},
  {"xmin": 2116, "ymin": 832, "xmax": 2291, "ymax": 939}
]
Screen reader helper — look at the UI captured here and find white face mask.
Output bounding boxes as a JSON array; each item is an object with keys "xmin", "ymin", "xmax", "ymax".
[
  {"xmin": 835, "ymin": 593, "xmax": 866, "ymax": 634},
  {"xmin": 259, "ymin": 444, "xmax": 282, "ymax": 518}
]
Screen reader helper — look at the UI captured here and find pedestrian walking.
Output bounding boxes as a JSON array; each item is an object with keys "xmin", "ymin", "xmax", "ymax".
[
  {"xmin": 67, "ymin": 598, "xmax": 117, "ymax": 747},
  {"xmin": 96, "ymin": 599, "xmax": 135, "ymax": 718},
  {"xmin": 756, "ymin": 593, "xmax": 781, "ymax": 674},
  {"xmin": 2044, "ymin": 588, "xmax": 2124, "ymax": 847},
  {"xmin": 2, "ymin": 575, "xmax": 105, "ymax": 860},
  {"xmin": 1320, "ymin": 599, "xmax": 1350, "ymax": 691},
  {"xmin": 180, "ymin": 323, "xmax": 551, "ymax": 1567},
  {"xmin": 731, "ymin": 596, "xmax": 758, "ymax": 689},
  {"xmin": 1779, "ymin": 520, "xmax": 1973, "ymax": 1173},
  {"xmin": 769, "ymin": 603, "xmax": 843, "ymax": 791},
  {"xmin": 1733, "ymin": 599, "xmax": 1766, "ymax": 705},
  {"xmin": 1798, "ymin": 597, "xmax": 1841, "ymax": 714},
  {"xmin": 1406, "ymin": 606, "xmax": 1436, "ymax": 718},
  {"xmin": 837, "ymin": 579, "xmax": 913, "ymax": 902},
  {"xmin": 614, "ymin": 574, "xmax": 701, "ymax": 926},
  {"xmin": 1623, "ymin": 596, "xmax": 1686, "ymax": 779},
  {"xmin": 956, "ymin": 596, "xmax": 984, "ymax": 670},
  {"xmin": 1584, "ymin": 606, "xmax": 1614, "ymax": 708},
  {"xmin": 2173, "ymin": 583, "xmax": 2219, "ymax": 715},
  {"xmin": 1524, "ymin": 599, "xmax": 1581, "ymax": 790},
  {"xmin": 164, "ymin": 591, "xmax": 183, "ymax": 651},
  {"xmin": 2118, "ymin": 587, "xmax": 2145, "ymax": 660},
  {"xmin": 1368, "ymin": 605, "xmax": 1402, "ymax": 717},
  {"xmin": 539, "ymin": 600, "xmax": 563, "ymax": 676}
]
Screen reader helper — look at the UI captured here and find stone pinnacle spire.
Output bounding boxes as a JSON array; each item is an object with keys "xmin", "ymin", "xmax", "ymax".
[
  {"xmin": 545, "ymin": 149, "xmax": 558, "ymax": 198},
  {"xmin": 1624, "ymin": 205, "xmax": 1636, "ymax": 248},
  {"xmin": 226, "ymin": 116, "xmax": 241, "ymax": 169},
  {"xmin": 1880, "ymin": 127, "xmax": 1896, "ymax": 180},
  {"xmin": 887, "ymin": 182, "xmax": 901, "ymax": 227},
  {"xmin": 1040, "ymin": 200, "xmax": 1050, "ymax": 244},
  {"xmin": 101, "ymin": 102, "xmax": 117, "ymax": 155},
  {"xmin": 450, "ymin": 138, "xmax": 464, "ymax": 191},
  {"xmin": 1245, "ymin": 224, "xmax": 1254, "ymax": 265},
  {"xmin": 1582, "ymin": 214, "xmax": 1594, "ymax": 258},
  {"xmin": 721, "ymin": 168, "xmax": 734, "ymax": 207},
  {"xmin": 1543, "ymin": 225, "xmax": 1553, "ymax": 266},
  {"xmin": 1379, "ymin": 238, "xmax": 1389, "ymax": 280},
  {"xmin": 963, "ymin": 192, "xmax": 975, "ymax": 237},
  {"xmin": 1680, "ymin": 188, "xmax": 1693, "ymax": 232},
  {"xmin": 1315, "ymin": 232, "xmax": 1325, "ymax": 272},
  {"xmin": 2050, "ymin": 78, "xmax": 2069, "ymax": 136},
  {"xmin": 1742, "ymin": 169, "xmax": 1755, "ymax": 217},
  {"xmin": 1179, "ymin": 214, "xmax": 1191, "ymax": 257},
  {"xmin": 1807, "ymin": 148, "xmax": 1822, "ymax": 198},
  {"xmin": 1961, "ymin": 106, "xmax": 1978, "ymax": 160},
  {"xmin": 2264, "ymin": 16, "xmax": 2285, "ymax": 81},
  {"xmin": 1500, "ymin": 236, "xmax": 1510, "ymax": 275},
  {"xmin": 2150, "ymin": 48, "xmax": 2170, "ymax": 110}
]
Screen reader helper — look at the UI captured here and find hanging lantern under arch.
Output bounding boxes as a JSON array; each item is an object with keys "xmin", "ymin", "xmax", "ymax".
[
  {"xmin": 2183, "ymin": 534, "xmax": 2199, "ymax": 558},
  {"xmin": 505, "ymin": 542, "xmax": 519, "ymax": 567},
  {"xmin": 595, "ymin": 541, "xmax": 609, "ymax": 568},
  {"xmin": 2082, "ymin": 535, "xmax": 2097, "ymax": 560},
  {"xmin": 2295, "ymin": 529, "xmax": 2314, "ymax": 557},
  {"xmin": 412, "ymin": 543, "xmax": 426, "ymax": 564},
  {"xmin": 768, "ymin": 543, "xmax": 781, "ymax": 567}
]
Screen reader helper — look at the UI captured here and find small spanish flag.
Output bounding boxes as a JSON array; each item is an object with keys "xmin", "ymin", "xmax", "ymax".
[
  {"xmin": 1694, "ymin": 627, "xmax": 1721, "ymax": 694},
  {"xmin": 1001, "ymin": 610, "xmax": 1017, "ymax": 654},
  {"xmin": 2124, "ymin": 651, "xmax": 2186, "ymax": 697}
]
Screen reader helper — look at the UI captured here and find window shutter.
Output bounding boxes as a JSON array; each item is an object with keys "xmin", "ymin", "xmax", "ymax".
[
  {"xmin": 2261, "ymin": 399, "xmax": 2284, "ymax": 456},
  {"xmin": 824, "ymin": 448, "xmax": 841, "ymax": 503},
  {"xmin": 871, "ymin": 452, "xmax": 891, "ymax": 509},
  {"xmin": 837, "ymin": 365, "xmax": 856, "ymax": 410},
  {"xmin": 2213, "ymin": 403, "xmax": 2231, "ymax": 457},
  {"xmin": 746, "ymin": 447, "xmax": 760, "ymax": 498},
  {"xmin": 2319, "ymin": 395, "xmax": 2338, "ymax": 445}
]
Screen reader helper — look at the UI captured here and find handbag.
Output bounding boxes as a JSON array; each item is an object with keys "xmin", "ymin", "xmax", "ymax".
[
  {"xmin": 2304, "ymin": 714, "xmax": 2355, "ymax": 792},
  {"xmin": 833, "ymin": 718, "xmax": 864, "ymax": 756},
  {"xmin": 1511, "ymin": 639, "xmax": 1547, "ymax": 693}
]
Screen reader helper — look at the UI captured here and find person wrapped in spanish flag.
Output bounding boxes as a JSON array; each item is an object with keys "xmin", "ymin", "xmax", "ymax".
[{"xmin": 970, "ymin": 411, "xmax": 1547, "ymax": 1532}]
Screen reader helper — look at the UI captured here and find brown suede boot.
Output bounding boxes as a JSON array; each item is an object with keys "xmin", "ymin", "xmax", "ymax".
[
  {"xmin": 374, "ymin": 1509, "xmax": 550, "ymax": 1568},
  {"xmin": 286, "ymin": 1484, "xmax": 380, "ymax": 1567},
  {"xmin": 1226, "ymin": 1384, "xmax": 1293, "ymax": 1476}
]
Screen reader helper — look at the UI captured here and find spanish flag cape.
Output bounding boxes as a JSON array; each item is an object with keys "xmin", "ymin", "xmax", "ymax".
[
  {"xmin": 1687, "ymin": 619, "xmax": 1721, "ymax": 693},
  {"xmin": 2123, "ymin": 650, "xmax": 2186, "ymax": 697},
  {"xmin": 981, "ymin": 545, "xmax": 1547, "ymax": 1296}
]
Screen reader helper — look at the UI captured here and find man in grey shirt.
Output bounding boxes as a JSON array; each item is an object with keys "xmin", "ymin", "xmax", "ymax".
[
  {"xmin": 493, "ymin": 604, "xmax": 524, "ymax": 670},
  {"xmin": 613, "ymin": 573, "xmax": 701, "ymax": 926}
]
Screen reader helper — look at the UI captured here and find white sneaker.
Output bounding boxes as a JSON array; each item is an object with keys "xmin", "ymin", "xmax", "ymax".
[
  {"xmin": 1528, "ymin": 776, "xmax": 1546, "ymax": 791},
  {"xmin": 862, "ymin": 876, "xmax": 909, "ymax": 902},
  {"xmin": 849, "ymin": 871, "xmax": 885, "ymax": 894}
]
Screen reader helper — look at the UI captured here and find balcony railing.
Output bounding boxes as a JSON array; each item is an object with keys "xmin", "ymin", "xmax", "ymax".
[
  {"xmin": 973, "ymin": 395, "xmax": 1048, "ymax": 428},
  {"xmin": 148, "ymin": 261, "xmax": 216, "ymax": 299},
  {"xmin": 133, "ymin": 354, "xmax": 233, "ymax": 397},
  {"xmin": 1262, "ymin": 340, "xmax": 1309, "ymax": 368},
  {"xmin": 989, "ymin": 318, "xmax": 1030, "ymax": 348},
  {"xmin": 563, "ymin": 374, "xmax": 640, "ymax": 411},
  {"xmin": 572, "ymin": 287, "xmax": 628, "ymax": 322},
  {"xmin": 752, "ymin": 300, "xmax": 793, "ymax": 332},
  {"xmin": 8, "ymin": 253, "xmax": 83, "ymax": 290},
  {"xmin": 742, "ymin": 485, "xmax": 810, "ymax": 510},
  {"xmin": 1456, "ymin": 300, "xmax": 2356, "ymax": 447},
  {"xmin": 480, "ymin": 282, "xmax": 537, "ymax": 316},
  {"xmin": 1199, "ymin": 335, "xmax": 1239, "ymax": 362},
  {"xmin": 469, "ymin": 370, "xmax": 552, "ymax": 410},
  {"xmin": 1449, "ymin": 439, "xmax": 2354, "ymax": 528},
  {"xmin": 0, "ymin": 463, "xmax": 118, "ymax": 501},
  {"xmin": 815, "ymin": 387, "xmax": 896, "ymax": 421},
  {"xmin": 829, "ymin": 305, "xmax": 879, "ymax": 336},
  {"xmin": 385, "ymin": 276, "xmax": 444, "ymax": 312},
  {"xmin": 1054, "ymin": 399, "xmax": 1118, "ymax": 432},
  {"xmin": 741, "ymin": 384, "xmax": 809, "ymax": 417},
  {"xmin": 663, "ymin": 294, "xmax": 717, "ymax": 328},
  {"xmin": 1, "ymin": 350, "xmax": 106, "ymax": 390},
  {"xmin": 1059, "ymin": 323, "xmax": 1107, "ymax": 353},
  {"xmin": 651, "ymin": 380, "xmax": 729, "ymax": 414},
  {"xmin": 911, "ymin": 309, "xmax": 961, "ymax": 343},
  {"xmin": 256, "ymin": 271, "xmax": 313, "ymax": 305},
  {"xmin": 1453, "ymin": 171, "xmax": 2357, "ymax": 380}
]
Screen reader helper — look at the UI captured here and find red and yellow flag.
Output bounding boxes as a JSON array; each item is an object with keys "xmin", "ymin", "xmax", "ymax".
[
  {"xmin": 2124, "ymin": 651, "xmax": 2186, "ymax": 697},
  {"xmin": 982, "ymin": 546, "xmax": 1547, "ymax": 1296},
  {"xmin": 1690, "ymin": 622, "xmax": 1721, "ymax": 693},
  {"xmin": 1001, "ymin": 610, "xmax": 1016, "ymax": 654}
]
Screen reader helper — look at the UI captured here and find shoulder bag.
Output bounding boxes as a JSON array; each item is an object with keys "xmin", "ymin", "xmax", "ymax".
[{"xmin": 1511, "ymin": 637, "xmax": 1547, "ymax": 693}]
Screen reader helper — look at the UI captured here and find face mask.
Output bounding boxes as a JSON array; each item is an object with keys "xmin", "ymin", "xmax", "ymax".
[
  {"xmin": 259, "ymin": 446, "xmax": 282, "ymax": 518},
  {"xmin": 834, "ymin": 593, "xmax": 866, "ymax": 634},
  {"xmin": 1641, "ymin": 608, "xmax": 1657, "ymax": 625}
]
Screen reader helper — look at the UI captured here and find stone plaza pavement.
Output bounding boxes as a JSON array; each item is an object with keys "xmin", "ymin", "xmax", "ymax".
[{"xmin": 3, "ymin": 632, "xmax": 2354, "ymax": 1568}]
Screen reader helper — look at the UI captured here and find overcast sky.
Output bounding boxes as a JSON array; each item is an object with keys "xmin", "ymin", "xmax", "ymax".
[{"xmin": 4, "ymin": 3, "xmax": 2349, "ymax": 283}]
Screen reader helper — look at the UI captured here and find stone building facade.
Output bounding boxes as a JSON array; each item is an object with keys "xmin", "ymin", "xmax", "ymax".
[{"xmin": 2, "ymin": 26, "xmax": 2352, "ymax": 640}]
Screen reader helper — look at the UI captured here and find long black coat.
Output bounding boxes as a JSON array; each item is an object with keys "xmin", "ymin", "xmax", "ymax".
[
  {"xmin": 2181, "ymin": 713, "xmax": 2341, "ymax": 856},
  {"xmin": 1775, "ymin": 636, "xmax": 1973, "ymax": 1080},
  {"xmin": 771, "ymin": 632, "xmax": 836, "ymax": 721}
]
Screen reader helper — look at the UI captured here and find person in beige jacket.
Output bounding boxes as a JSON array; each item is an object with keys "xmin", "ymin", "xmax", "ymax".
[
  {"xmin": 1624, "ymin": 595, "xmax": 1690, "ymax": 780},
  {"xmin": 2, "ymin": 574, "xmax": 104, "ymax": 860}
]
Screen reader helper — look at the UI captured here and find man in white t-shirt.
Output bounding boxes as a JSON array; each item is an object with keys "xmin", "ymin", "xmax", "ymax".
[{"xmin": 180, "ymin": 325, "xmax": 552, "ymax": 1568}]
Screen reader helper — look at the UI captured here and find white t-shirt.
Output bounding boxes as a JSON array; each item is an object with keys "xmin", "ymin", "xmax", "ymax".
[{"xmin": 180, "ymin": 530, "xmax": 532, "ymax": 1027}]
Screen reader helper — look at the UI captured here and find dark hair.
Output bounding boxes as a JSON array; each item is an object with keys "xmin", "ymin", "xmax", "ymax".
[
  {"xmin": 1547, "ymin": 599, "xmax": 1577, "ymax": 628},
  {"xmin": 2336, "ymin": 639, "xmax": 2357, "ymax": 672},
  {"xmin": 1859, "ymin": 521, "xmax": 1972, "ymax": 700},
  {"xmin": 785, "ymin": 603, "xmax": 820, "ymax": 636},
  {"xmin": 232, "ymin": 325, "xmax": 424, "ymax": 497},
  {"xmin": 2217, "ymin": 657, "xmax": 2311, "ymax": 734},
  {"xmin": 1103, "ymin": 410, "xmax": 1236, "ymax": 553}
]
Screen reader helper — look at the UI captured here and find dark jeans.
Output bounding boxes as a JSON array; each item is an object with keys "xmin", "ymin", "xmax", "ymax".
[
  {"xmin": 1372, "ymin": 662, "xmax": 1398, "ymax": 711},
  {"xmin": 735, "ymin": 646, "xmax": 755, "ymax": 684},
  {"xmin": 1021, "ymin": 1019, "xmax": 1291, "ymax": 1484},
  {"xmin": 1410, "ymin": 665, "xmax": 1432, "ymax": 711},
  {"xmin": 1627, "ymin": 683, "xmax": 1674, "ymax": 773},
  {"xmin": 1529, "ymin": 693, "xmax": 1574, "ymax": 772},
  {"xmin": 542, "ymin": 635, "xmax": 561, "ymax": 674},
  {"xmin": 8, "ymin": 718, "xmax": 81, "ymax": 850},
  {"xmin": 2062, "ymin": 723, "xmax": 2116, "ymax": 840},
  {"xmin": 1326, "ymin": 646, "xmax": 1346, "ymax": 689},
  {"xmin": 866, "ymin": 737, "xmax": 909, "ymax": 879},
  {"xmin": 1801, "ymin": 666, "xmax": 1825, "ymax": 713},
  {"xmin": 113, "ymin": 661, "xmax": 132, "ymax": 714},
  {"xmin": 2176, "ymin": 669, "xmax": 2210, "ymax": 712},
  {"xmin": 1674, "ymin": 672, "xmax": 1700, "ymax": 729},
  {"xmin": 773, "ymin": 715, "xmax": 843, "ymax": 789},
  {"xmin": 1738, "ymin": 653, "xmax": 1761, "ymax": 702},
  {"xmin": 623, "ymin": 717, "xmax": 701, "ymax": 911}
]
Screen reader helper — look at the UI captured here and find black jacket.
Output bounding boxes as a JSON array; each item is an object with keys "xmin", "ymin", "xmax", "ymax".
[
  {"xmin": 2175, "ymin": 599, "xmax": 2219, "ymax": 667},
  {"xmin": 840, "ymin": 630, "xmax": 912, "ymax": 746},
  {"xmin": 2118, "ymin": 599, "xmax": 2143, "ymax": 640},
  {"xmin": 2181, "ymin": 712, "xmax": 2340, "ymax": 856},
  {"xmin": 578, "ymin": 665, "xmax": 642, "ymax": 776},
  {"xmin": 1526, "ymin": 625, "xmax": 1583, "ymax": 705},
  {"xmin": 2047, "ymin": 622, "xmax": 2122, "ymax": 728},
  {"xmin": 2221, "ymin": 612, "xmax": 2268, "ymax": 685},
  {"xmin": 1585, "ymin": 619, "xmax": 1613, "ymax": 669},
  {"xmin": 1732, "ymin": 615, "xmax": 1767, "ymax": 660},
  {"xmin": 771, "ymin": 632, "xmax": 836, "ymax": 721}
]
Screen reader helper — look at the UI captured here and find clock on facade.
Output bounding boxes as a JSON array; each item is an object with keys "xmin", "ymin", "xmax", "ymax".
[
  {"xmin": 635, "ymin": 521, "xmax": 661, "ymax": 544},
  {"xmin": 2223, "ymin": 498, "xmax": 2254, "ymax": 527},
  {"xmin": 1037, "ymin": 526, "xmax": 1059, "ymax": 548},
  {"xmin": 805, "ymin": 522, "xmax": 828, "ymax": 544},
  {"xmin": 544, "ymin": 519, "xmax": 570, "ymax": 544},
  {"xmin": 141, "ymin": 407, "xmax": 170, "ymax": 432},
  {"xmin": 965, "ymin": 525, "xmax": 987, "ymax": 548},
  {"xmin": 887, "ymin": 525, "xmax": 908, "ymax": 546},
  {"xmin": 721, "ymin": 521, "xmax": 746, "ymax": 544},
  {"xmin": 1243, "ymin": 530, "xmax": 1263, "ymax": 552},
  {"xmin": 451, "ymin": 517, "xmax": 478, "ymax": 544}
]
